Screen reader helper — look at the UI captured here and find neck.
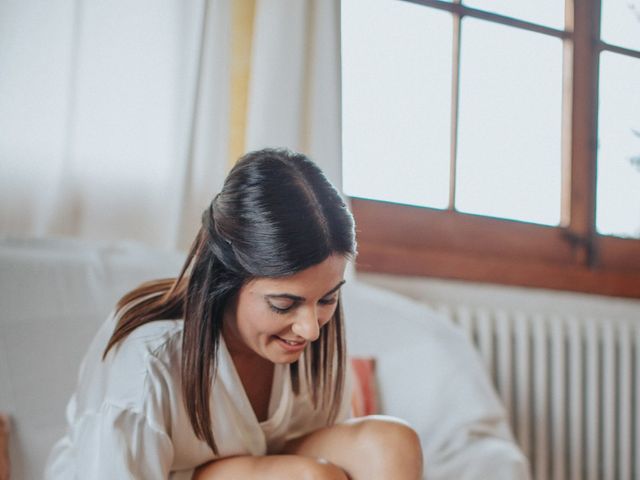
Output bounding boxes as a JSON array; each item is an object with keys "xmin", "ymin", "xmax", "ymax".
[{"xmin": 221, "ymin": 324, "xmax": 271, "ymax": 371}]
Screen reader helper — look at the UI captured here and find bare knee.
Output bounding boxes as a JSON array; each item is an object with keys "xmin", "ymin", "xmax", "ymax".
[
  {"xmin": 350, "ymin": 416, "xmax": 423, "ymax": 475},
  {"xmin": 351, "ymin": 416, "xmax": 421, "ymax": 449}
]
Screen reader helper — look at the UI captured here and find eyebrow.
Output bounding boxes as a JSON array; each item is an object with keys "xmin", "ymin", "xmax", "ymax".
[{"xmin": 264, "ymin": 280, "xmax": 346, "ymax": 302}]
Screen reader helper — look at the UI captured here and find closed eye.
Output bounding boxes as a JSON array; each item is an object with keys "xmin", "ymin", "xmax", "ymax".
[
  {"xmin": 268, "ymin": 302, "xmax": 296, "ymax": 314},
  {"xmin": 319, "ymin": 296, "xmax": 338, "ymax": 306}
]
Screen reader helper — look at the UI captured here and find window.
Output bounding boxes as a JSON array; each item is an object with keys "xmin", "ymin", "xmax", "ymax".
[{"xmin": 342, "ymin": 0, "xmax": 640, "ymax": 298}]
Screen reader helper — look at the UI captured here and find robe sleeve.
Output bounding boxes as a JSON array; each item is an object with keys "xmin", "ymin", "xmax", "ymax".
[{"xmin": 71, "ymin": 403, "xmax": 175, "ymax": 479}]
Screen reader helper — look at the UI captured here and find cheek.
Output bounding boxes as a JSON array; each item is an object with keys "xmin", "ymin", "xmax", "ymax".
[
  {"xmin": 319, "ymin": 304, "xmax": 339, "ymax": 327},
  {"xmin": 236, "ymin": 301, "xmax": 277, "ymax": 335}
]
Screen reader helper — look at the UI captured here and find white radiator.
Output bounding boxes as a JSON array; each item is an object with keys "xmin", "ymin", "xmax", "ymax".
[{"xmin": 437, "ymin": 305, "xmax": 639, "ymax": 480}]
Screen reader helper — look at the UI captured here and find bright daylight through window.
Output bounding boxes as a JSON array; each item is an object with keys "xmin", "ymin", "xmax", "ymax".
[
  {"xmin": 341, "ymin": 0, "xmax": 640, "ymax": 297},
  {"xmin": 342, "ymin": 0, "xmax": 640, "ymax": 237},
  {"xmin": 597, "ymin": 2, "xmax": 640, "ymax": 238}
]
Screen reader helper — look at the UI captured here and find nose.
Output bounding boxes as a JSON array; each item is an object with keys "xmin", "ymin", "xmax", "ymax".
[{"xmin": 291, "ymin": 307, "xmax": 321, "ymax": 342}]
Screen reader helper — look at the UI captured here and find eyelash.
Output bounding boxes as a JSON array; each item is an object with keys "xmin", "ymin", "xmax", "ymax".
[
  {"xmin": 268, "ymin": 297, "xmax": 338, "ymax": 315},
  {"xmin": 269, "ymin": 304, "xmax": 291, "ymax": 314},
  {"xmin": 320, "ymin": 297, "xmax": 338, "ymax": 306}
]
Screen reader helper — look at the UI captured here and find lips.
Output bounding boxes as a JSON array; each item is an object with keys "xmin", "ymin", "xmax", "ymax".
[
  {"xmin": 274, "ymin": 335, "xmax": 307, "ymax": 352},
  {"xmin": 279, "ymin": 337, "xmax": 304, "ymax": 346}
]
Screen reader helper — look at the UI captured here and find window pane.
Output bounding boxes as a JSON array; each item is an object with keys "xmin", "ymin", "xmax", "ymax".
[
  {"xmin": 455, "ymin": 18, "xmax": 563, "ymax": 225},
  {"xmin": 342, "ymin": 0, "xmax": 453, "ymax": 209},
  {"xmin": 601, "ymin": 0, "xmax": 640, "ymax": 51},
  {"xmin": 596, "ymin": 52, "xmax": 640, "ymax": 239},
  {"xmin": 463, "ymin": 0, "xmax": 565, "ymax": 29}
]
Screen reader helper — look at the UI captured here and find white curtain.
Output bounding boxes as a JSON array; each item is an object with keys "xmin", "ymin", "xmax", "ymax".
[
  {"xmin": 0, "ymin": 0, "xmax": 342, "ymax": 249},
  {"xmin": 245, "ymin": 0, "xmax": 343, "ymax": 191},
  {"xmin": 0, "ymin": 0, "xmax": 232, "ymax": 250}
]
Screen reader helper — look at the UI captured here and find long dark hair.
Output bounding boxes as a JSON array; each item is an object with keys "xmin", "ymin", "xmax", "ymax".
[{"xmin": 103, "ymin": 148, "xmax": 356, "ymax": 454}]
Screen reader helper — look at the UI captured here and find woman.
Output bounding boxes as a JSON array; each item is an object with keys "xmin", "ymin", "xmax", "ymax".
[{"xmin": 45, "ymin": 148, "xmax": 423, "ymax": 479}]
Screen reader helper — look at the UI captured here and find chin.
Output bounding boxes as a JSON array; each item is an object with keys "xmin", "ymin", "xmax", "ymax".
[{"xmin": 271, "ymin": 352, "xmax": 303, "ymax": 365}]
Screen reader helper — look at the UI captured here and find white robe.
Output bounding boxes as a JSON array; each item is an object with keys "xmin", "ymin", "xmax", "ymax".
[{"xmin": 44, "ymin": 316, "xmax": 351, "ymax": 480}]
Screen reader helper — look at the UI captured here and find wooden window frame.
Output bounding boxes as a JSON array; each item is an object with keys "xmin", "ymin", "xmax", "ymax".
[{"xmin": 349, "ymin": 0, "xmax": 640, "ymax": 298}]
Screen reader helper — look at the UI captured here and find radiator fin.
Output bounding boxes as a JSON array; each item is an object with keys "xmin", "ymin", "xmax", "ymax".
[
  {"xmin": 549, "ymin": 316, "xmax": 566, "ymax": 480},
  {"xmin": 447, "ymin": 306, "xmax": 638, "ymax": 479}
]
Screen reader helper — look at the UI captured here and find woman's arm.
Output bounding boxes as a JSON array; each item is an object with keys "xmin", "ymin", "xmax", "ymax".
[
  {"xmin": 281, "ymin": 416, "xmax": 423, "ymax": 480},
  {"xmin": 192, "ymin": 454, "xmax": 348, "ymax": 480},
  {"xmin": 192, "ymin": 416, "xmax": 423, "ymax": 480}
]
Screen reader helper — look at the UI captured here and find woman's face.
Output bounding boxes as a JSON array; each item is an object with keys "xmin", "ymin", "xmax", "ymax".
[{"xmin": 223, "ymin": 254, "xmax": 348, "ymax": 364}]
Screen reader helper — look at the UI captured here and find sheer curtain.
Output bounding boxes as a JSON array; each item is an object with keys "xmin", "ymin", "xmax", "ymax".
[
  {"xmin": 0, "ymin": 0, "xmax": 341, "ymax": 249},
  {"xmin": 0, "ymin": 0, "xmax": 232, "ymax": 250},
  {"xmin": 245, "ymin": 0, "xmax": 343, "ymax": 191}
]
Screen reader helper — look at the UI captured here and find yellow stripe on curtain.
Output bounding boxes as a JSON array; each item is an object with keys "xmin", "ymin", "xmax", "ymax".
[{"xmin": 229, "ymin": 0, "xmax": 256, "ymax": 169}]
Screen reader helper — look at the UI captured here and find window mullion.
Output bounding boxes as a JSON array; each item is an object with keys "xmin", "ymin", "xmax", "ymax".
[
  {"xmin": 568, "ymin": 0, "xmax": 601, "ymax": 266},
  {"xmin": 448, "ymin": 10, "xmax": 462, "ymax": 210}
]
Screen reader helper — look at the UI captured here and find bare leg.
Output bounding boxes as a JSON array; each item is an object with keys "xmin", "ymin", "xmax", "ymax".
[
  {"xmin": 0, "ymin": 414, "xmax": 10, "ymax": 480},
  {"xmin": 282, "ymin": 415, "xmax": 423, "ymax": 480}
]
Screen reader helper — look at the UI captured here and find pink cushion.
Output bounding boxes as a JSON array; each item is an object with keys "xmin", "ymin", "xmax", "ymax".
[{"xmin": 350, "ymin": 357, "xmax": 379, "ymax": 417}]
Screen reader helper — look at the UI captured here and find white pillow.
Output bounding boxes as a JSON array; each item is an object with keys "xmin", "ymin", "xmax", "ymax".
[{"xmin": 342, "ymin": 281, "xmax": 530, "ymax": 479}]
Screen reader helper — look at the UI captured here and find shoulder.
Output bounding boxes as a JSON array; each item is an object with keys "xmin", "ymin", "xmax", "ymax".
[
  {"xmin": 104, "ymin": 318, "xmax": 184, "ymax": 376},
  {"xmin": 75, "ymin": 317, "xmax": 184, "ymax": 416},
  {"xmin": 109, "ymin": 318, "xmax": 184, "ymax": 390},
  {"xmin": 114, "ymin": 318, "xmax": 184, "ymax": 359}
]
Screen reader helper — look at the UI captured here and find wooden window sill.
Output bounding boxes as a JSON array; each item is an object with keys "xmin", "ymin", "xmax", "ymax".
[{"xmin": 351, "ymin": 198, "xmax": 640, "ymax": 299}]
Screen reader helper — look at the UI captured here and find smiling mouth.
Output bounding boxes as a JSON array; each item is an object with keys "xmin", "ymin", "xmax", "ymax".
[
  {"xmin": 274, "ymin": 336, "xmax": 307, "ymax": 350},
  {"xmin": 277, "ymin": 336, "xmax": 305, "ymax": 346}
]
